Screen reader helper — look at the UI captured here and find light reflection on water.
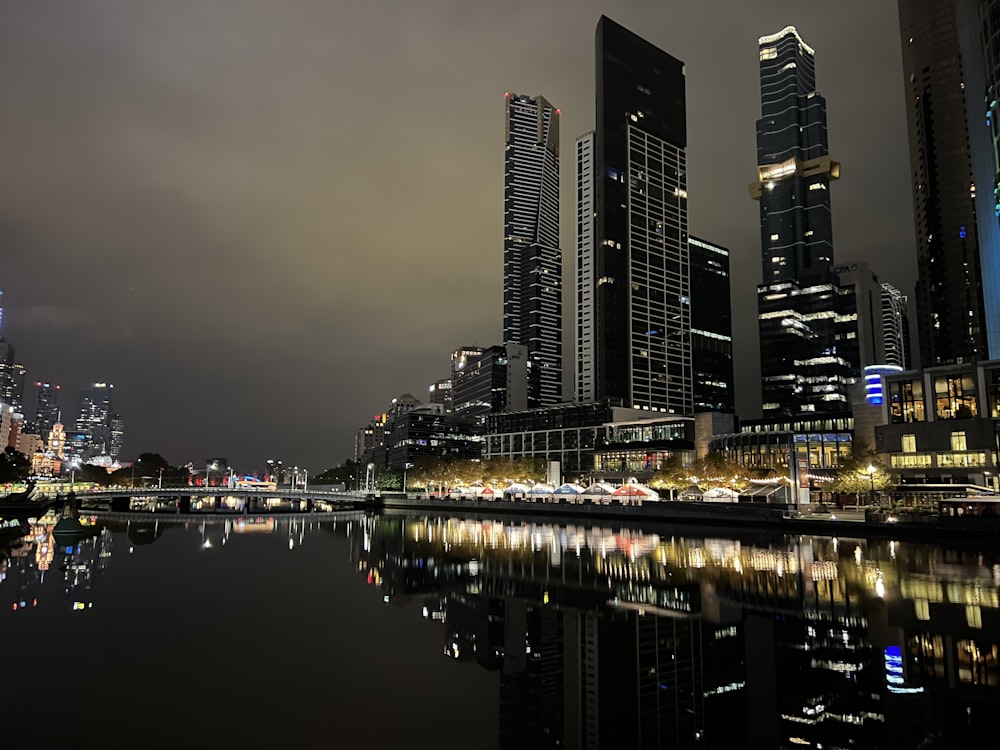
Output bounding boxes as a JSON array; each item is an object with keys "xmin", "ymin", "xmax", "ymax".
[{"xmin": 1, "ymin": 510, "xmax": 997, "ymax": 748}]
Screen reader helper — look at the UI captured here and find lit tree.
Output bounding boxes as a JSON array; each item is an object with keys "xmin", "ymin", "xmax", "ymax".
[{"xmin": 828, "ymin": 448, "xmax": 897, "ymax": 507}]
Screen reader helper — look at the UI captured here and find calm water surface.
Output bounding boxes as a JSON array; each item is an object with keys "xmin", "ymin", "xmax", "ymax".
[{"xmin": 1, "ymin": 509, "xmax": 998, "ymax": 748}]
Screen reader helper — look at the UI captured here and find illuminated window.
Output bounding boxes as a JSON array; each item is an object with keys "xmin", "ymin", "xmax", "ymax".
[
  {"xmin": 902, "ymin": 434, "xmax": 916, "ymax": 453},
  {"xmin": 760, "ymin": 47, "xmax": 777, "ymax": 60},
  {"xmin": 770, "ymin": 233, "xmax": 780, "ymax": 241},
  {"xmin": 951, "ymin": 431, "xmax": 967, "ymax": 451}
]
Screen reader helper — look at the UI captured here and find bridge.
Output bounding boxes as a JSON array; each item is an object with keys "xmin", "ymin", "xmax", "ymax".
[{"xmin": 71, "ymin": 486, "xmax": 373, "ymax": 514}]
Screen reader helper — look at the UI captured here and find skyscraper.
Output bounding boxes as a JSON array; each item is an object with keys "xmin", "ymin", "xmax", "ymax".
[
  {"xmin": 689, "ymin": 237, "xmax": 734, "ymax": 412},
  {"xmin": 750, "ymin": 26, "xmax": 850, "ymax": 416},
  {"xmin": 76, "ymin": 382, "xmax": 113, "ymax": 457},
  {"xmin": 898, "ymin": 0, "xmax": 1000, "ymax": 364},
  {"xmin": 881, "ymin": 282, "xmax": 911, "ymax": 369},
  {"xmin": 504, "ymin": 93, "xmax": 562, "ymax": 408},
  {"xmin": 751, "ymin": 26, "xmax": 839, "ymax": 284},
  {"xmin": 32, "ymin": 381, "xmax": 60, "ymax": 438},
  {"xmin": 577, "ymin": 16, "xmax": 691, "ymax": 415}
]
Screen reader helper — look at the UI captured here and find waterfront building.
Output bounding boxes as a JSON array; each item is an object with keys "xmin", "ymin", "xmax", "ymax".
[
  {"xmin": 577, "ymin": 16, "xmax": 692, "ymax": 415},
  {"xmin": 384, "ymin": 405, "xmax": 483, "ymax": 470},
  {"xmin": 898, "ymin": 0, "xmax": 1000, "ymax": 363},
  {"xmin": 76, "ymin": 382, "xmax": 114, "ymax": 458},
  {"xmin": 0, "ymin": 343, "xmax": 25, "ymax": 415},
  {"xmin": 485, "ymin": 401, "xmax": 694, "ymax": 484},
  {"xmin": 504, "ymin": 93, "xmax": 562, "ymax": 408},
  {"xmin": 31, "ymin": 381, "xmax": 60, "ymax": 439},
  {"xmin": 689, "ymin": 236, "xmax": 734, "ymax": 413},
  {"xmin": 875, "ymin": 358, "xmax": 1000, "ymax": 487}
]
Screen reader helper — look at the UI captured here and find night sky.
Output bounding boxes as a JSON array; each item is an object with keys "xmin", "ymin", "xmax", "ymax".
[{"xmin": 0, "ymin": 2, "xmax": 914, "ymax": 472}]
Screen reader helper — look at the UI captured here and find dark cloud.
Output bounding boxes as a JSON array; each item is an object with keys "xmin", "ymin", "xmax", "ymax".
[{"xmin": 0, "ymin": 1, "xmax": 914, "ymax": 470}]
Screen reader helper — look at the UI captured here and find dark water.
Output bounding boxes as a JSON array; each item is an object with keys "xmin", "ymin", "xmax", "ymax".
[{"xmin": 1, "ymin": 510, "xmax": 997, "ymax": 748}]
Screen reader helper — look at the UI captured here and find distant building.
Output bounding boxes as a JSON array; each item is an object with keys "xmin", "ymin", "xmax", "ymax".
[
  {"xmin": 504, "ymin": 92, "xmax": 563, "ymax": 408},
  {"xmin": 384, "ymin": 406, "xmax": 483, "ymax": 470},
  {"xmin": 76, "ymin": 382, "xmax": 114, "ymax": 457},
  {"xmin": 881, "ymin": 282, "xmax": 911, "ymax": 369},
  {"xmin": 32, "ymin": 381, "xmax": 60, "ymax": 438},
  {"xmin": 109, "ymin": 412, "xmax": 124, "ymax": 459},
  {"xmin": 427, "ymin": 378, "xmax": 453, "ymax": 412},
  {"xmin": 577, "ymin": 16, "xmax": 692, "ymax": 415}
]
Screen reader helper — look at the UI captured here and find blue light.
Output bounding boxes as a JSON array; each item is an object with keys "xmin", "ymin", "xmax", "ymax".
[{"xmin": 960, "ymin": 226, "xmax": 967, "ymax": 239}]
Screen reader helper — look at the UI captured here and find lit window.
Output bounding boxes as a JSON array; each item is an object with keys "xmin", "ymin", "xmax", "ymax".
[
  {"xmin": 760, "ymin": 47, "xmax": 777, "ymax": 60},
  {"xmin": 770, "ymin": 233, "xmax": 780, "ymax": 241},
  {"xmin": 902, "ymin": 434, "xmax": 916, "ymax": 452},
  {"xmin": 951, "ymin": 431, "xmax": 967, "ymax": 451}
]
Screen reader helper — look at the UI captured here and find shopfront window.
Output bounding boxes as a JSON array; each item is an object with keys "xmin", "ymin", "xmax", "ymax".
[
  {"xmin": 889, "ymin": 379, "xmax": 925, "ymax": 423},
  {"xmin": 935, "ymin": 374, "xmax": 978, "ymax": 419}
]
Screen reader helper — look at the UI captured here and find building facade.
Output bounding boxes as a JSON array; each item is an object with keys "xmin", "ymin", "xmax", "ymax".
[
  {"xmin": 876, "ymin": 358, "xmax": 1000, "ymax": 486},
  {"xmin": 689, "ymin": 236, "xmax": 734, "ymax": 412},
  {"xmin": 577, "ymin": 16, "xmax": 692, "ymax": 415},
  {"xmin": 898, "ymin": 0, "xmax": 1000, "ymax": 364},
  {"xmin": 504, "ymin": 93, "xmax": 563, "ymax": 408}
]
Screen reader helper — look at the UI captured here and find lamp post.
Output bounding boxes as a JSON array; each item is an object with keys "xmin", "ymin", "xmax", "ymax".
[
  {"xmin": 302, "ymin": 468, "xmax": 308, "ymax": 492},
  {"xmin": 866, "ymin": 464, "xmax": 876, "ymax": 508},
  {"xmin": 158, "ymin": 466, "xmax": 164, "ymax": 489},
  {"xmin": 292, "ymin": 465, "xmax": 298, "ymax": 492},
  {"xmin": 403, "ymin": 462, "xmax": 413, "ymax": 497}
]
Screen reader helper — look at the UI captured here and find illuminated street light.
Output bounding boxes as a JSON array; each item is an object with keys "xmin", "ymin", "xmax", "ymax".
[{"xmin": 866, "ymin": 464, "xmax": 876, "ymax": 507}]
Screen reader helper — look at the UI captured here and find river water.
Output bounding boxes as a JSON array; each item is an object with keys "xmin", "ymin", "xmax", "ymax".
[{"xmin": 1, "ymin": 509, "xmax": 997, "ymax": 748}]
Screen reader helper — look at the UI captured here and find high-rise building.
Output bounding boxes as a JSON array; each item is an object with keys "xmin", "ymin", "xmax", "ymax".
[
  {"xmin": 881, "ymin": 282, "xmax": 911, "ymax": 369},
  {"xmin": 0, "ymin": 341, "xmax": 25, "ymax": 415},
  {"xmin": 751, "ymin": 26, "xmax": 851, "ymax": 416},
  {"xmin": 109, "ymin": 412, "xmax": 124, "ymax": 459},
  {"xmin": 504, "ymin": 93, "xmax": 562, "ymax": 408},
  {"xmin": 452, "ymin": 345, "xmax": 526, "ymax": 419},
  {"xmin": 32, "ymin": 381, "xmax": 60, "ymax": 438},
  {"xmin": 689, "ymin": 237, "xmax": 734, "ymax": 412},
  {"xmin": 76, "ymin": 383, "xmax": 114, "ymax": 457},
  {"xmin": 577, "ymin": 16, "xmax": 692, "ymax": 415},
  {"xmin": 751, "ymin": 26, "xmax": 839, "ymax": 284},
  {"xmin": 428, "ymin": 378, "xmax": 453, "ymax": 413},
  {"xmin": 898, "ymin": 0, "xmax": 1000, "ymax": 364}
]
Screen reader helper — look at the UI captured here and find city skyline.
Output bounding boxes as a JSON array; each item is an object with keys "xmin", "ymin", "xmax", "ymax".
[{"xmin": 0, "ymin": 2, "xmax": 914, "ymax": 470}]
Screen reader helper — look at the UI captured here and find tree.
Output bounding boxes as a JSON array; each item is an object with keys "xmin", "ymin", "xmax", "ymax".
[
  {"xmin": 828, "ymin": 448, "xmax": 897, "ymax": 507},
  {"xmin": 650, "ymin": 455, "xmax": 689, "ymax": 500},
  {"xmin": 0, "ymin": 447, "xmax": 30, "ymax": 485}
]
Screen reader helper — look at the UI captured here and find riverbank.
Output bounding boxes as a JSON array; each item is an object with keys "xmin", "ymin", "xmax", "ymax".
[{"xmin": 377, "ymin": 495, "xmax": 1000, "ymax": 542}]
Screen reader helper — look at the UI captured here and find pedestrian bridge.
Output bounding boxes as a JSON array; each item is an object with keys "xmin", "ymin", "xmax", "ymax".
[{"xmin": 74, "ymin": 486, "xmax": 372, "ymax": 513}]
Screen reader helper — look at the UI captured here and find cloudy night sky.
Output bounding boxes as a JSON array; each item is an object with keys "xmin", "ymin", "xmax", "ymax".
[{"xmin": 0, "ymin": 1, "xmax": 914, "ymax": 472}]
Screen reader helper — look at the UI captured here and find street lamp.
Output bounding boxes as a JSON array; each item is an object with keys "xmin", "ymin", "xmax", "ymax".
[
  {"xmin": 158, "ymin": 466, "xmax": 164, "ymax": 489},
  {"xmin": 292, "ymin": 465, "xmax": 298, "ymax": 492}
]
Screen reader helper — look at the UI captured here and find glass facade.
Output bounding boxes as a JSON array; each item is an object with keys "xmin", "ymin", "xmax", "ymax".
[
  {"xmin": 504, "ymin": 94, "xmax": 562, "ymax": 407},
  {"xmin": 933, "ymin": 374, "xmax": 978, "ymax": 419},
  {"xmin": 889, "ymin": 378, "xmax": 925, "ymax": 423}
]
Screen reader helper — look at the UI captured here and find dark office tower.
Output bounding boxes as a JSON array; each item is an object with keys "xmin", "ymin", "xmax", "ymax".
[
  {"xmin": 504, "ymin": 93, "xmax": 563, "ymax": 408},
  {"xmin": 578, "ymin": 16, "xmax": 691, "ymax": 415},
  {"xmin": 32, "ymin": 381, "xmax": 60, "ymax": 437},
  {"xmin": 751, "ymin": 26, "xmax": 839, "ymax": 283},
  {"xmin": 899, "ymin": 0, "xmax": 1000, "ymax": 364},
  {"xmin": 751, "ymin": 27, "xmax": 849, "ymax": 416},
  {"xmin": 689, "ymin": 237, "xmax": 734, "ymax": 412},
  {"xmin": 76, "ymin": 383, "xmax": 113, "ymax": 456}
]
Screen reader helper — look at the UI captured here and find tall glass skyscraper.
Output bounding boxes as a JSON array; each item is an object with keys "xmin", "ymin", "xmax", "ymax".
[
  {"xmin": 751, "ymin": 26, "xmax": 851, "ymax": 416},
  {"xmin": 32, "ymin": 381, "xmax": 60, "ymax": 438},
  {"xmin": 578, "ymin": 16, "xmax": 691, "ymax": 415},
  {"xmin": 751, "ymin": 26, "xmax": 839, "ymax": 284},
  {"xmin": 504, "ymin": 93, "xmax": 562, "ymax": 408},
  {"xmin": 76, "ymin": 382, "xmax": 113, "ymax": 457},
  {"xmin": 898, "ymin": 0, "xmax": 1000, "ymax": 364},
  {"xmin": 689, "ymin": 237, "xmax": 734, "ymax": 413}
]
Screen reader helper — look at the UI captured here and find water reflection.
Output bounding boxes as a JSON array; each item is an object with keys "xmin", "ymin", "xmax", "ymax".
[{"xmin": 1, "ymin": 510, "xmax": 997, "ymax": 747}]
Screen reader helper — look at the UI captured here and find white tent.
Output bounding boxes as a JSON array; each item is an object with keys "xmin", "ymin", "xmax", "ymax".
[
  {"xmin": 552, "ymin": 483, "xmax": 586, "ymax": 504},
  {"xmin": 581, "ymin": 482, "xmax": 617, "ymax": 505},
  {"xmin": 527, "ymin": 483, "xmax": 556, "ymax": 502},
  {"xmin": 503, "ymin": 482, "xmax": 530, "ymax": 501}
]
